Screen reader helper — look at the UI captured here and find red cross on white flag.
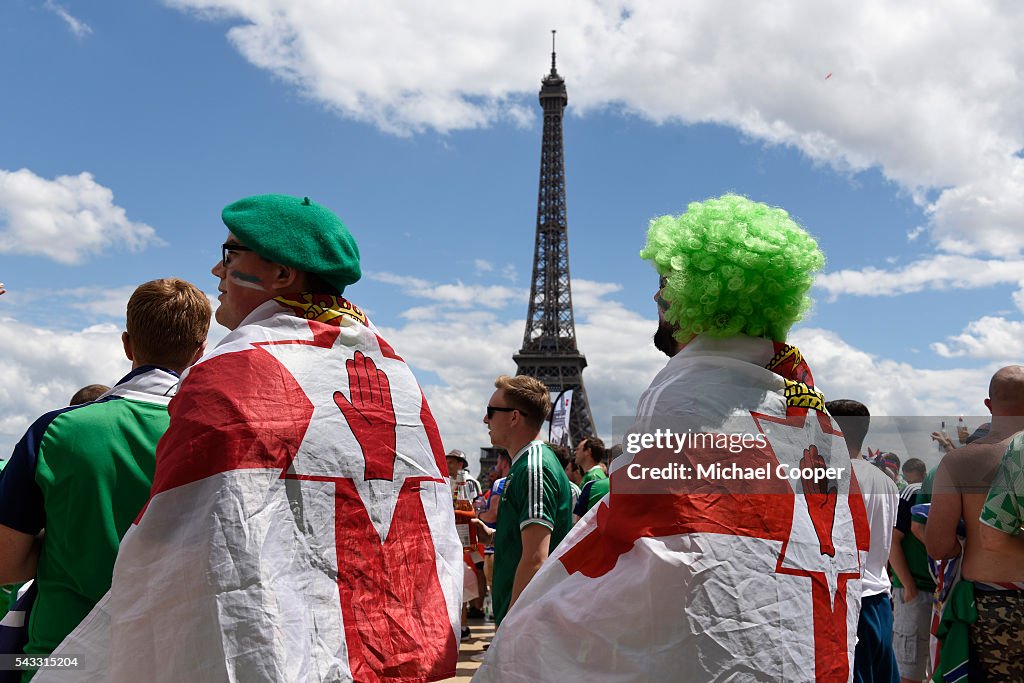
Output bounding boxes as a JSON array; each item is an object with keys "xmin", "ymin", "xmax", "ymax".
[
  {"xmin": 40, "ymin": 301, "xmax": 463, "ymax": 683},
  {"xmin": 476, "ymin": 335, "xmax": 869, "ymax": 683}
]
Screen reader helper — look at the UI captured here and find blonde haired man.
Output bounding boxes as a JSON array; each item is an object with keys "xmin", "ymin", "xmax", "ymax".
[{"xmin": 480, "ymin": 374, "xmax": 573, "ymax": 626}]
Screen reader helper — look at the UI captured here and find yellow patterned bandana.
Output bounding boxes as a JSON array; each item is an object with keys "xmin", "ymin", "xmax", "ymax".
[
  {"xmin": 765, "ymin": 342, "xmax": 826, "ymax": 413},
  {"xmin": 274, "ymin": 293, "xmax": 368, "ymax": 327},
  {"xmin": 783, "ymin": 379, "xmax": 826, "ymax": 413}
]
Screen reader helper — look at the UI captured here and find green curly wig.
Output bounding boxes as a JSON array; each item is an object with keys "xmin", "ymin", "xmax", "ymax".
[{"xmin": 640, "ymin": 193, "xmax": 825, "ymax": 341}]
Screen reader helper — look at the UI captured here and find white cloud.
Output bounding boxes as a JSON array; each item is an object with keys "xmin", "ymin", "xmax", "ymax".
[
  {"xmin": 367, "ymin": 271, "xmax": 527, "ymax": 309},
  {"xmin": 168, "ymin": 0, "xmax": 1024, "ymax": 255},
  {"xmin": 55, "ymin": 286, "xmax": 137, "ymax": 319},
  {"xmin": 0, "ymin": 169, "xmax": 162, "ymax": 264},
  {"xmin": 572, "ymin": 279, "xmax": 624, "ymax": 310},
  {"xmin": 3, "ymin": 287, "xmax": 229, "ymax": 344},
  {"xmin": 791, "ymin": 326, "xmax": 1001, "ymax": 466},
  {"xmin": 377, "ymin": 279, "xmax": 664, "ymax": 475},
  {"xmin": 430, "ymin": 283, "xmax": 524, "ymax": 309},
  {"xmin": 471, "ymin": 261, "xmax": 517, "ymax": 283},
  {"xmin": 376, "ymin": 312, "xmax": 522, "ymax": 475},
  {"xmin": 44, "ymin": 0, "xmax": 92, "ymax": 37},
  {"xmin": 925, "ymin": 158, "xmax": 1024, "ymax": 255},
  {"xmin": 368, "ymin": 273, "xmax": 430, "ymax": 290},
  {"xmin": 0, "ymin": 286, "xmax": 135, "ymax": 323},
  {"xmin": 816, "ymin": 255, "xmax": 1024, "ymax": 299},
  {"xmin": 368, "ymin": 275, "xmax": 660, "ymax": 473},
  {"xmin": 931, "ymin": 316, "xmax": 1024, "ymax": 359},
  {"xmin": 573, "ymin": 291, "xmax": 666, "ymax": 426},
  {"xmin": 0, "ymin": 318, "xmax": 129, "ymax": 455},
  {"xmin": 792, "ymin": 327, "xmax": 993, "ymax": 418},
  {"xmin": 0, "ymin": 287, "xmax": 226, "ymax": 457},
  {"xmin": 166, "ymin": 0, "xmax": 570, "ymax": 135},
  {"xmin": 206, "ymin": 297, "xmax": 232, "ymax": 345},
  {"xmin": 1014, "ymin": 288, "xmax": 1024, "ymax": 313}
]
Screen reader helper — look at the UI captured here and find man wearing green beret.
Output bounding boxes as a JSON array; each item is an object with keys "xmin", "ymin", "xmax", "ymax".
[
  {"xmin": 213, "ymin": 194, "xmax": 362, "ymax": 328},
  {"xmin": 42, "ymin": 195, "xmax": 464, "ymax": 683}
]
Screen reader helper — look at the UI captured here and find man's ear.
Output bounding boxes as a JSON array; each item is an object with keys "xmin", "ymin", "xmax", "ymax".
[
  {"xmin": 189, "ymin": 341, "xmax": 207, "ymax": 367},
  {"xmin": 270, "ymin": 264, "xmax": 301, "ymax": 292},
  {"xmin": 985, "ymin": 397, "xmax": 993, "ymax": 414},
  {"xmin": 121, "ymin": 331, "xmax": 134, "ymax": 362}
]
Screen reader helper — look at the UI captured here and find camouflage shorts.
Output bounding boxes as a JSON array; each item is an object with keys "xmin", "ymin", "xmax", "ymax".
[{"xmin": 971, "ymin": 588, "xmax": 1024, "ymax": 682}]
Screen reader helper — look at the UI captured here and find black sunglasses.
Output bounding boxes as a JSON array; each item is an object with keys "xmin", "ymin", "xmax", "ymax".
[
  {"xmin": 221, "ymin": 242, "xmax": 254, "ymax": 268},
  {"xmin": 486, "ymin": 405, "xmax": 525, "ymax": 419}
]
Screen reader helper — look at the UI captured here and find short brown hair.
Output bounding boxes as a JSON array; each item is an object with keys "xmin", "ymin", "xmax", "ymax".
[
  {"xmin": 494, "ymin": 375, "xmax": 550, "ymax": 430},
  {"xmin": 126, "ymin": 278, "xmax": 211, "ymax": 369},
  {"xmin": 547, "ymin": 442, "xmax": 571, "ymax": 468},
  {"xmin": 579, "ymin": 436, "xmax": 607, "ymax": 464},
  {"xmin": 69, "ymin": 384, "xmax": 110, "ymax": 406},
  {"xmin": 903, "ymin": 458, "xmax": 926, "ymax": 477}
]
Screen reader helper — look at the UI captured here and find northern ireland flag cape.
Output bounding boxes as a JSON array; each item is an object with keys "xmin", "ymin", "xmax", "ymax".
[
  {"xmin": 475, "ymin": 335, "xmax": 869, "ymax": 683},
  {"xmin": 41, "ymin": 295, "xmax": 463, "ymax": 683}
]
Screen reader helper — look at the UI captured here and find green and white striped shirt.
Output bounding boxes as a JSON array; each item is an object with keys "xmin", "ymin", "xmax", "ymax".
[{"xmin": 491, "ymin": 440, "xmax": 573, "ymax": 625}]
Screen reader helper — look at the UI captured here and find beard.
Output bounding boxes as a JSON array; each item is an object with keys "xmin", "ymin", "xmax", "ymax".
[{"xmin": 653, "ymin": 320, "xmax": 679, "ymax": 358}]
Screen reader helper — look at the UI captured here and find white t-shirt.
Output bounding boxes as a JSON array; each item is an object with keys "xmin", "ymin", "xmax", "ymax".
[{"xmin": 850, "ymin": 458, "xmax": 899, "ymax": 597}]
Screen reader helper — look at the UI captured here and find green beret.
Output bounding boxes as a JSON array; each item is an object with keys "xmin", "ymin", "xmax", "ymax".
[{"xmin": 222, "ymin": 194, "xmax": 361, "ymax": 293}]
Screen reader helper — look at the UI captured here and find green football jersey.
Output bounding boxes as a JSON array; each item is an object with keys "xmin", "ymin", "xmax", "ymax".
[
  {"xmin": 579, "ymin": 465, "xmax": 607, "ymax": 488},
  {"xmin": 491, "ymin": 440, "xmax": 573, "ymax": 625},
  {"xmin": 0, "ymin": 367, "xmax": 176, "ymax": 678},
  {"xmin": 584, "ymin": 477, "xmax": 610, "ymax": 513}
]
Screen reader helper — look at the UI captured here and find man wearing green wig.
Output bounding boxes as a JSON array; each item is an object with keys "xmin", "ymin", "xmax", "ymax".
[
  {"xmin": 477, "ymin": 194, "xmax": 870, "ymax": 682},
  {"xmin": 41, "ymin": 195, "xmax": 463, "ymax": 683}
]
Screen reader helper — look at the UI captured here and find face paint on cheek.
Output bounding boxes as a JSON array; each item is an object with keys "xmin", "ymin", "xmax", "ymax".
[
  {"xmin": 656, "ymin": 294, "xmax": 670, "ymax": 312},
  {"xmin": 228, "ymin": 270, "xmax": 269, "ymax": 291}
]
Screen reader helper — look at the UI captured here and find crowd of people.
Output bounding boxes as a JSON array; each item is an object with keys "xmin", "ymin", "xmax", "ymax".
[{"xmin": 0, "ymin": 192, "xmax": 1021, "ymax": 682}]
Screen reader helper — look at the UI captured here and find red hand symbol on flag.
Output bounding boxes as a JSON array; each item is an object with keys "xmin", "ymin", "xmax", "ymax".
[
  {"xmin": 334, "ymin": 351, "xmax": 398, "ymax": 481},
  {"xmin": 800, "ymin": 444, "xmax": 838, "ymax": 557}
]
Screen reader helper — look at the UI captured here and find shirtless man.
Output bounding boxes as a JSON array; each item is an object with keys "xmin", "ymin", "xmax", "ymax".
[{"xmin": 926, "ymin": 365, "xmax": 1024, "ymax": 679}]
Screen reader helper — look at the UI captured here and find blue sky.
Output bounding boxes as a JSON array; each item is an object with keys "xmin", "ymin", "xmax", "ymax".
[{"xmin": 2, "ymin": 0, "xmax": 1023, "ymax": 470}]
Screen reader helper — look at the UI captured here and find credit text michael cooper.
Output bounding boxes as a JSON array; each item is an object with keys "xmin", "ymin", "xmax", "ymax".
[{"xmin": 625, "ymin": 461, "xmax": 845, "ymax": 483}]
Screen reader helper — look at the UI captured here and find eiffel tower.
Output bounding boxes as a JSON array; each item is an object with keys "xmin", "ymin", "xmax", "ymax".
[{"xmin": 512, "ymin": 32, "xmax": 595, "ymax": 445}]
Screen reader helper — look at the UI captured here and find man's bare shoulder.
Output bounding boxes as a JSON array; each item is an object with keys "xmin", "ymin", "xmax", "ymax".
[
  {"xmin": 947, "ymin": 437, "xmax": 1017, "ymax": 464},
  {"xmin": 943, "ymin": 438, "xmax": 1013, "ymax": 491}
]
